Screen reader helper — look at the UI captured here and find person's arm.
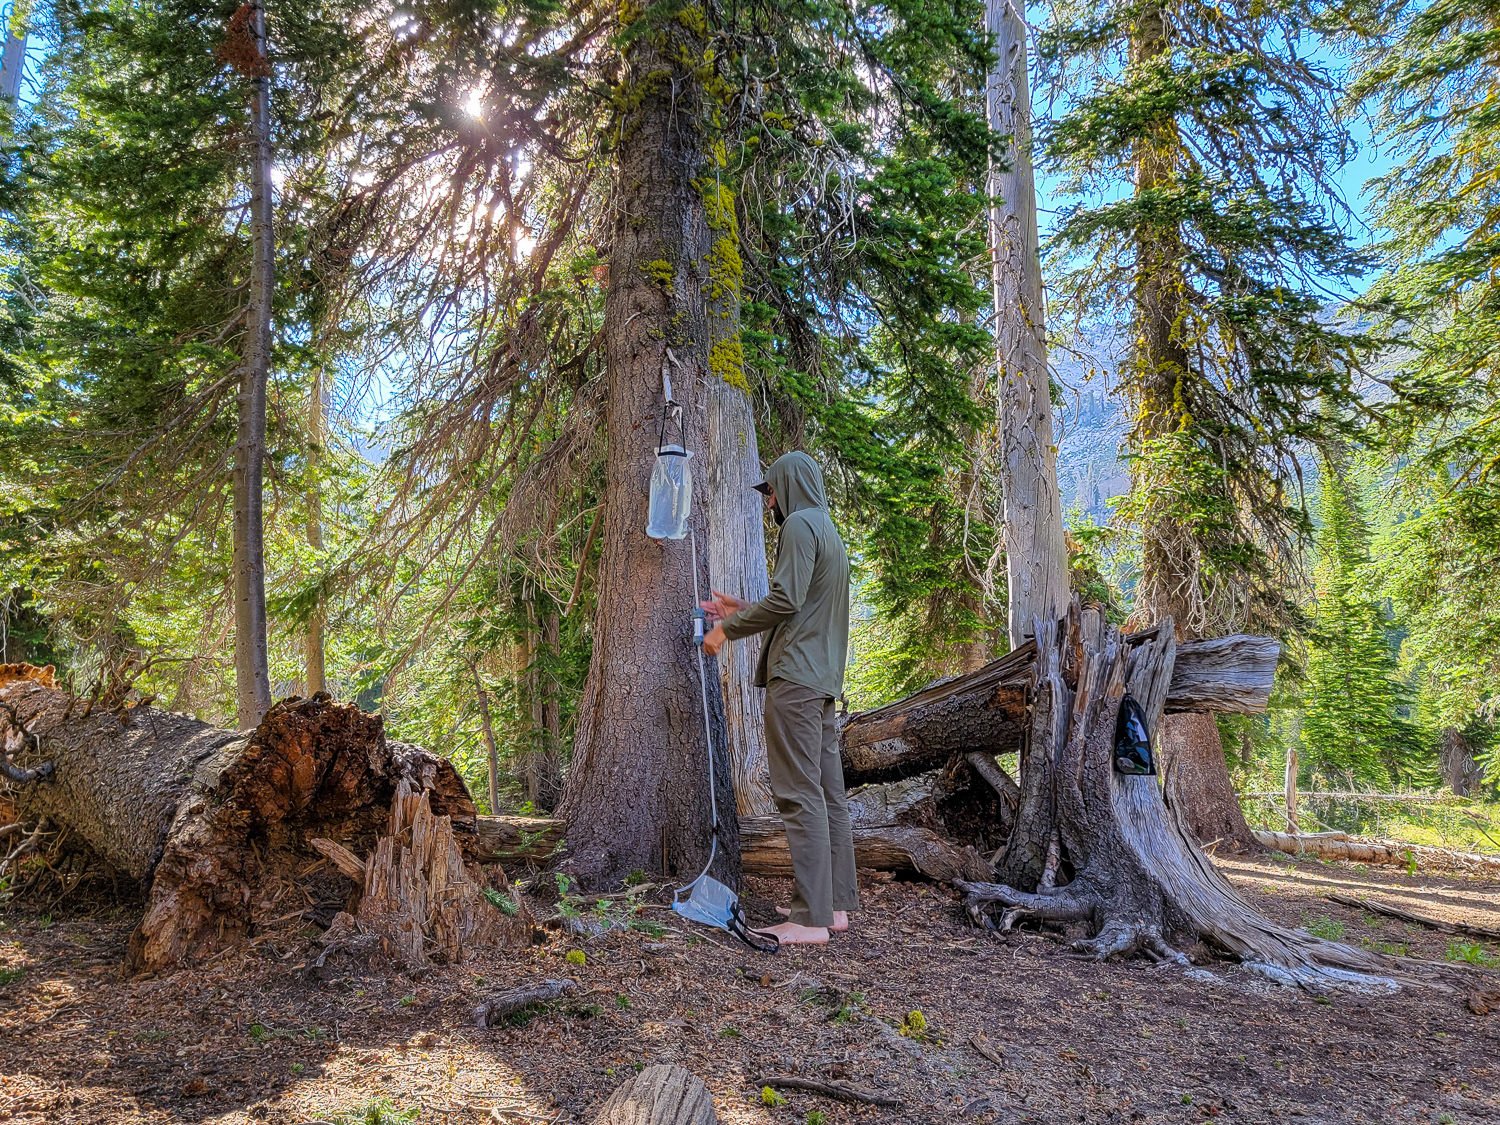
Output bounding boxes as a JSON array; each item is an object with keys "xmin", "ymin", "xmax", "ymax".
[{"xmin": 721, "ymin": 517, "xmax": 816, "ymax": 640}]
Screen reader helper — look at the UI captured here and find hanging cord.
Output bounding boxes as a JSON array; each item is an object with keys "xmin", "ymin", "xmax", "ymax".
[
  {"xmin": 687, "ymin": 529, "xmax": 720, "ymax": 869},
  {"xmin": 675, "ymin": 529, "xmax": 778, "ymax": 953},
  {"xmin": 659, "ymin": 349, "xmax": 685, "ymax": 452}
]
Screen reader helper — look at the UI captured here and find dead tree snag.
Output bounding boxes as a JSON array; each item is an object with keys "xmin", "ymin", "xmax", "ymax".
[{"xmin": 959, "ymin": 607, "xmax": 1410, "ymax": 988}]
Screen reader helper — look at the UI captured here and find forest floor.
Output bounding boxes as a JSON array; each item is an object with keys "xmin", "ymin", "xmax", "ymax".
[{"xmin": 1, "ymin": 851, "xmax": 1497, "ymax": 1125}]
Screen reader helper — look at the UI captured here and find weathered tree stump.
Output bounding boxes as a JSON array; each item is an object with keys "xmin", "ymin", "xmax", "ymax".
[
  {"xmin": 592, "ymin": 1064, "xmax": 716, "ymax": 1125},
  {"xmin": 0, "ymin": 664, "xmax": 527, "ymax": 973},
  {"xmin": 960, "ymin": 607, "xmax": 1412, "ymax": 988},
  {"xmin": 314, "ymin": 779, "xmax": 530, "ymax": 970}
]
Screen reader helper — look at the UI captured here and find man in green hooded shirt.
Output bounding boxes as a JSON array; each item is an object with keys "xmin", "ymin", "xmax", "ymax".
[{"xmin": 701, "ymin": 451, "xmax": 857, "ymax": 945}]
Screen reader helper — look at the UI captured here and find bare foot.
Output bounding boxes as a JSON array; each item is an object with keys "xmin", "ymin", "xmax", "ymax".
[
  {"xmin": 755, "ymin": 921, "xmax": 829, "ymax": 945},
  {"xmin": 775, "ymin": 907, "xmax": 850, "ymax": 932}
]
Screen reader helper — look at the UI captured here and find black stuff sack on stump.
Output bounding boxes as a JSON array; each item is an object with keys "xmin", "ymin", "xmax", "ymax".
[{"xmin": 1113, "ymin": 695, "xmax": 1155, "ymax": 776}]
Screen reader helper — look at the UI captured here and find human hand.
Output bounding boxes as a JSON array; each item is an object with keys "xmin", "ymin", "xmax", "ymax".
[
  {"xmin": 700, "ymin": 589, "xmax": 748, "ymax": 621},
  {"xmin": 702, "ymin": 622, "xmax": 727, "ymax": 656}
]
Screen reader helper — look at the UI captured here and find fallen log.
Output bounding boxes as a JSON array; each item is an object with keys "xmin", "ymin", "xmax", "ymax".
[
  {"xmin": 839, "ymin": 643, "xmax": 1033, "ymax": 785},
  {"xmin": 473, "ymin": 809, "xmax": 993, "ymax": 882},
  {"xmin": 839, "ymin": 633, "xmax": 1279, "ymax": 786},
  {"xmin": 0, "ymin": 664, "xmax": 528, "ymax": 972},
  {"xmin": 1253, "ymin": 829, "xmax": 1500, "ymax": 874},
  {"xmin": 473, "ymin": 979, "xmax": 577, "ymax": 1028},
  {"xmin": 473, "ymin": 814, "xmax": 567, "ymax": 865},
  {"xmin": 592, "ymin": 1064, "xmax": 716, "ymax": 1125},
  {"xmin": 738, "ymin": 814, "xmax": 991, "ymax": 882},
  {"xmin": 1326, "ymin": 894, "xmax": 1500, "ymax": 942},
  {"xmin": 751, "ymin": 1075, "xmax": 901, "ymax": 1108}
]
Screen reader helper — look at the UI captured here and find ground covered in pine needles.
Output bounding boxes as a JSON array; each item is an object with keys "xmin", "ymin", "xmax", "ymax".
[{"xmin": 1, "ymin": 852, "xmax": 1497, "ymax": 1125}]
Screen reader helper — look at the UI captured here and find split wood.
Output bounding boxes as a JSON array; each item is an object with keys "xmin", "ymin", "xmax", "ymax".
[{"xmin": 751, "ymin": 1075, "xmax": 902, "ymax": 1107}]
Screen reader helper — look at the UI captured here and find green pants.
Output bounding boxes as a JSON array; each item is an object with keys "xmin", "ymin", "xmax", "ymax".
[{"xmin": 764, "ymin": 678, "xmax": 859, "ymax": 927}]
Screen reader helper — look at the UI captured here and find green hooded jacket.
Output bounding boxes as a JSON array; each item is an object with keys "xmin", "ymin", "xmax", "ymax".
[{"xmin": 721, "ymin": 451, "xmax": 850, "ymax": 697}]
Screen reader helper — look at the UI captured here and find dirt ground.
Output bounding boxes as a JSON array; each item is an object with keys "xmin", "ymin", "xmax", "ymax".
[{"xmin": 1, "ymin": 851, "xmax": 1497, "ymax": 1125}]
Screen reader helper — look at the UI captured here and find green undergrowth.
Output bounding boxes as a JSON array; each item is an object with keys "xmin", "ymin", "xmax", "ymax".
[{"xmin": 323, "ymin": 1098, "xmax": 420, "ymax": 1125}]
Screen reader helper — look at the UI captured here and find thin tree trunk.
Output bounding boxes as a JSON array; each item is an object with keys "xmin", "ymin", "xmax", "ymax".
[
  {"xmin": 471, "ymin": 661, "xmax": 501, "ymax": 815},
  {"xmin": 1284, "ymin": 743, "xmax": 1299, "ymax": 833},
  {"xmin": 538, "ymin": 609, "xmax": 562, "ymax": 810},
  {"xmin": 305, "ymin": 363, "xmax": 327, "ymax": 696},
  {"xmin": 232, "ymin": 0, "xmax": 273, "ymax": 727},
  {"xmin": 519, "ymin": 611, "xmax": 540, "ymax": 807},
  {"xmin": 0, "ymin": 12, "xmax": 25, "ymax": 102},
  {"xmin": 702, "ymin": 170, "xmax": 773, "ymax": 817},
  {"xmin": 987, "ymin": 0, "xmax": 1067, "ymax": 650},
  {"xmin": 559, "ymin": 5, "xmax": 738, "ymax": 890},
  {"xmin": 1126, "ymin": 1, "xmax": 1257, "ymax": 851}
]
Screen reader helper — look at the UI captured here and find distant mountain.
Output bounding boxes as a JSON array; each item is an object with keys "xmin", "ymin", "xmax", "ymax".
[{"xmin": 1052, "ymin": 335, "xmax": 1130, "ymax": 526}]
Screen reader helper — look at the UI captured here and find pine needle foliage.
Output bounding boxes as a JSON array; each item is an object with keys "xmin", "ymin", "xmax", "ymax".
[
  {"xmin": 1300, "ymin": 446, "xmax": 1416, "ymax": 788},
  {"xmin": 1350, "ymin": 0, "xmax": 1500, "ymax": 783},
  {"xmin": 0, "ymin": 0, "xmax": 372, "ymax": 679},
  {"xmin": 1038, "ymin": 0, "xmax": 1377, "ymax": 637}
]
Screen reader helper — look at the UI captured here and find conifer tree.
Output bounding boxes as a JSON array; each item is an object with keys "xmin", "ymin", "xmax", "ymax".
[
  {"xmin": 1038, "ymin": 0, "xmax": 1375, "ymax": 845},
  {"xmin": 0, "ymin": 0, "xmax": 370, "ymax": 714},
  {"xmin": 1300, "ymin": 448, "xmax": 1412, "ymax": 788},
  {"xmin": 1351, "ymin": 0, "xmax": 1500, "ymax": 784}
]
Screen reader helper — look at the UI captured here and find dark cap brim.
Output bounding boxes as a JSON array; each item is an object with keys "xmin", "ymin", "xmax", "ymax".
[{"xmin": 752, "ymin": 480, "xmax": 772, "ymax": 494}]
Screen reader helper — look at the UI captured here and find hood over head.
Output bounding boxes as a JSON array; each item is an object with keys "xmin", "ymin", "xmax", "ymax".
[{"xmin": 756, "ymin": 451, "xmax": 828, "ymax": 517}]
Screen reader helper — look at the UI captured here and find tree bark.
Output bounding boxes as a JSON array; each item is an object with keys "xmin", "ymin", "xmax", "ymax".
[
  {"xmin": 986, "ymin": 0, "xmax": 1068, "ymax": 649},
  {"xmin": 839, "ymin": 632, "xmax": 1277, "ymax": 787},
  {"xmin": 559, "ymin": 6, "xmax": 738, "ymax": 891},
  {"xmin": 0, "ymin": 664, "xmax": 524, "ymax": 973},
  {"xmin": 232, "ymin": 0, "xmax": 274, "ymax": 727},
  {"xmin": 962, "ymin": 605, "xmax": 1408, "ymax": 987},
  {"xmin": 592, "ymin": 1065, "xmax": 717, "ymax": 1125},
  {"xmin": 700, "ymin": 158, "xmax": 773, "ymax": 818},
  {"xmin": 1160, "ymin": 712, "xmax": 1258, "ymax": 851},
  {"xmin": 1439, "ymin": 727, "xmax": 1483, "ymax": 797}
]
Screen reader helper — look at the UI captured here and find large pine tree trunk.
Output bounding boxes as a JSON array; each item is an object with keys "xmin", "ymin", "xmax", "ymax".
[
  {"xmin": 1124, "ymin": 1, "xmax": 1257, "ymax": 852},
  {"xmin": 231, "ymin": 0, "xmax": 274, "ymax": 727},
  {"xmin": 987, "ymin": 0, "xmax": 1068, "ymax": 650},
  {"xmin": 700, "ymin": 159, "xmax": 773, "ymax": 817},
  {"xmin": 558, "ymin": 6, "xmax": 739, "ymax": 890},
  {"xmin": 1160, "ymin": 711, "xmax": 1255, "ymax": 850},
  {"xmin": 0, "ymin": 665, "xmax": 526, "ymax": 973},
  {"xmin": 962, "ymin": 607, "xmax": 1406, "ymax": 987}
]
